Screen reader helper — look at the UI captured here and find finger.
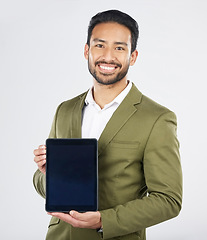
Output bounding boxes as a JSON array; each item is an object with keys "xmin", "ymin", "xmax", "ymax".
[
  {"xmin": 70, "ymin": 211, "xmax": 101, "ymax": 222},
  {"xmin": 70, "ymin": 211, "xmax": 101, "ymax": 228},
  {"xmin": 39, "ymin": 145, "xmax": 46, "ymax": 149},
  {"xmin": 70, "ymin": 211, "xmax": 88, "ymax": 221},
  {"xmin": 34, "ymin": 155, "xmax": 46, "ymax": 163},
  {"xmin": 48, "ymin": 212, "xmax": 100, "ymax": 229},
  {"xmin": 33, "ymin": 148, "xmax": 46, "ymax": 157},
  {"xmin": 37, "ymin": 159, "xmax": 46, "ymax": 168},
  {"xmin": 33, "ymin": 144, "xmax": 46, "ymax": 156},
  {"xmin": 48, "ymin": 212, "xmax": 79, "ymax": 226}
]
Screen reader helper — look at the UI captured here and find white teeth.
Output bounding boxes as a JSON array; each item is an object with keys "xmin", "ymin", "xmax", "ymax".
[{"xmin": 99, "ymin": 65, "xmax": 115, "ymax": 71}]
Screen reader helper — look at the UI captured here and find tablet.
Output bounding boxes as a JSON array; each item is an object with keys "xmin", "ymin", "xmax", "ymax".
[{"xmin": 46, "ymin": 138, "xmax": 98, "ymax": 212}]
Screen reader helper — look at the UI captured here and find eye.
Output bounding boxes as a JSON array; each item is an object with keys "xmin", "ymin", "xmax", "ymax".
[
  {"xmin": 95, "ymin": 44, "xmax": 104, "ymax": 48},
  {"xmin": 116, "ymin": 46, "xmax": 125, "ymax": 51}
]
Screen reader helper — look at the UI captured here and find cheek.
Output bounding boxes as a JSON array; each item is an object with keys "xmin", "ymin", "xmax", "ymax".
[
  {"xmin": 119, "ymin": 51, "xmax": 131, "ymax": 64},
  {"xmin": 88, "ymin": 50, "xmax": 98, "ymax": 64},
  {"xmin": 88, "ymin": 53, "xmax": 94, "ymax": 65},
  {"xmin": 121, "ymin": 56, "xmax": 131, "ymax": 68}
]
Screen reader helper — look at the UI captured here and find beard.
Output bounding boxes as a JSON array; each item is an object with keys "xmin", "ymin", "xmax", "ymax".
[{"xmin": 88, "ymin": 60, "xmax": 130, "ymax": 86}]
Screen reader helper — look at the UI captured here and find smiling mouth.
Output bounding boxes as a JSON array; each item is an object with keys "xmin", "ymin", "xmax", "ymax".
[{"xmin": 97, "ymin": 63, "xmax": 120, "ymax": 74}]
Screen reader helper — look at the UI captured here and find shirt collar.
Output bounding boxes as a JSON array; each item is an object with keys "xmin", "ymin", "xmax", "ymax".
[
  {"xmin": 112, "ymin": 81, "xmax": 132, "ymax": 105},
  {"xmin": 85, "ymin": 81, "xmax": 132, "ymax": 108},
  {"xmin": 85, "ymin": 87, "xmax": 95, "ymax": 105}
]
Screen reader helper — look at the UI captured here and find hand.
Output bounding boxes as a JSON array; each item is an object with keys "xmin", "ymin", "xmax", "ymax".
[
  {"xmin": 33, "ymin": 145, "xmax": 46, "ymax": 174},
  {"xmin": 48, "ymin": 210, "xmax": 102, "ymax": 229}
]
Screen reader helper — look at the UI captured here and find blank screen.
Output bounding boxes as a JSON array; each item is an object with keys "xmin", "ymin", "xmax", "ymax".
[{"xmin": 46, "ymin": 139, "xmax": 98, "ymax": 212}]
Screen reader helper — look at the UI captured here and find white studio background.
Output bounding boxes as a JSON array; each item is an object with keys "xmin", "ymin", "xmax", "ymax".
[{"xmin": 0, "ymin": 0, "xmax": 206, "ymax": 239}]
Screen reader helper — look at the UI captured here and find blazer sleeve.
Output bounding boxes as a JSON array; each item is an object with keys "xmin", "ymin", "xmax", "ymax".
[
  {"xmin": 100, "ymin": 111, "xmax": 183, "ymax": 239},
  {"xmin": 33, "ymin": 103, "xmax": 62, "ymax": 199}
]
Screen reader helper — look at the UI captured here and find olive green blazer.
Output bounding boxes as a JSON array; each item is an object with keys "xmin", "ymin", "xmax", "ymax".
[{"xmin": 33, "ymin": 83, "xmax": 182, "ymax": 240}]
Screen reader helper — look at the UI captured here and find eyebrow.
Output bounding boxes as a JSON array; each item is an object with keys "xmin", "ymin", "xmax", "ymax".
[
  {"xmin": 92, "ymin": 38, "xmax": 128, "ymax": 46},
  {"xmin": 93, "ymin": 38, "xmax": 106, "ymax": 43}
]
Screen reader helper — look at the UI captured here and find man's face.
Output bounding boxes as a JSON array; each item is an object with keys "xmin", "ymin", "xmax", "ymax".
[{"xmin": 84, "ymin": 22, "xmax": 138, "ymax": 85}]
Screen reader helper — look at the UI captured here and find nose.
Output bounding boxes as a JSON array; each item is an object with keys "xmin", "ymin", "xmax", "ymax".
[{"xmin": 102, "ymin": 47, "xmax": 115, "ymax": 62}]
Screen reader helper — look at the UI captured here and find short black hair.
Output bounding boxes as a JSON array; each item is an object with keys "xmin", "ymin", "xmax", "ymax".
[{"xmin": 87, "ymin": 10, "xmax": 139, "ymax": 53}]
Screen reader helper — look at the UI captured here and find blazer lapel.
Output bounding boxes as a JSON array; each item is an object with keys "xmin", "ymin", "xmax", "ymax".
[
  {"xmin": 70, "ymin": 92, "xmax": 87, "ymax": 138},
  {"xmin": 98, "ymin": 83, "xmax": 142, "ymax": 156},
  {"xmin": 69, "ymin": 84, "xmax": 142, "ymax": 156}
]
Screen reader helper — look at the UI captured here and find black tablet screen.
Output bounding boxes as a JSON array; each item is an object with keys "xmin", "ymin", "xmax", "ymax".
[{"xmin": 46, "ymin": 138, "xmax": 98, "ymax": 212}]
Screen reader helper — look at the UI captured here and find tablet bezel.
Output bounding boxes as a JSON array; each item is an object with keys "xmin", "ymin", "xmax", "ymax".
[{"xmin": 45, "ymin": 138, "xmax": 98, "ymax": 212}]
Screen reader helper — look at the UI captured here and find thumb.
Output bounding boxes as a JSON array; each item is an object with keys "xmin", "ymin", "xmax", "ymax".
[{"xmin": 70, "ymin": 210, "xmax": 83, "ymax": 220}]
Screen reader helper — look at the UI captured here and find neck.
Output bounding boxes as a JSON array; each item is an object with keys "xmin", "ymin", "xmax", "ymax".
[{"xmin": 92, "ymin": 78, "xmax": 129, "ymax": 109}]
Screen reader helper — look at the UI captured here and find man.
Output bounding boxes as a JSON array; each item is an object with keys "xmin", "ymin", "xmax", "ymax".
[{"xmin": 33, "ymin": 10, "xmax": 182, "ymax": 240}]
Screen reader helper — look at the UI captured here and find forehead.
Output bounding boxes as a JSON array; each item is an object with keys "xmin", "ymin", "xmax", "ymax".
[{"xmin": 90, "ymin": 22, "xmax": 131, "ymax": 45}]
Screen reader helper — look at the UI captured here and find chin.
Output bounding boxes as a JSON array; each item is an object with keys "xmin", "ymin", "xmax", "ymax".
[{"xmin": 95, "ymin": 77, "xmax": 122, "ymax": 86}]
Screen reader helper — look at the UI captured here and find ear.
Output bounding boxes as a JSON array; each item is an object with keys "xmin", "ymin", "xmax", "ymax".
[
  {"xmin": 129, "ymin": 50, "xmax": 138, "ymax": 66},
  {"xmin": 84, "ymin": 44, "xmax": 89, "ymax": 60}
]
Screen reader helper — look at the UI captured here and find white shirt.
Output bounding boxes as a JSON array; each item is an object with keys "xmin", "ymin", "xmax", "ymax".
[{"xmin": 82, "ymin": 81, "xmax": 132, "ymax": 139}]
